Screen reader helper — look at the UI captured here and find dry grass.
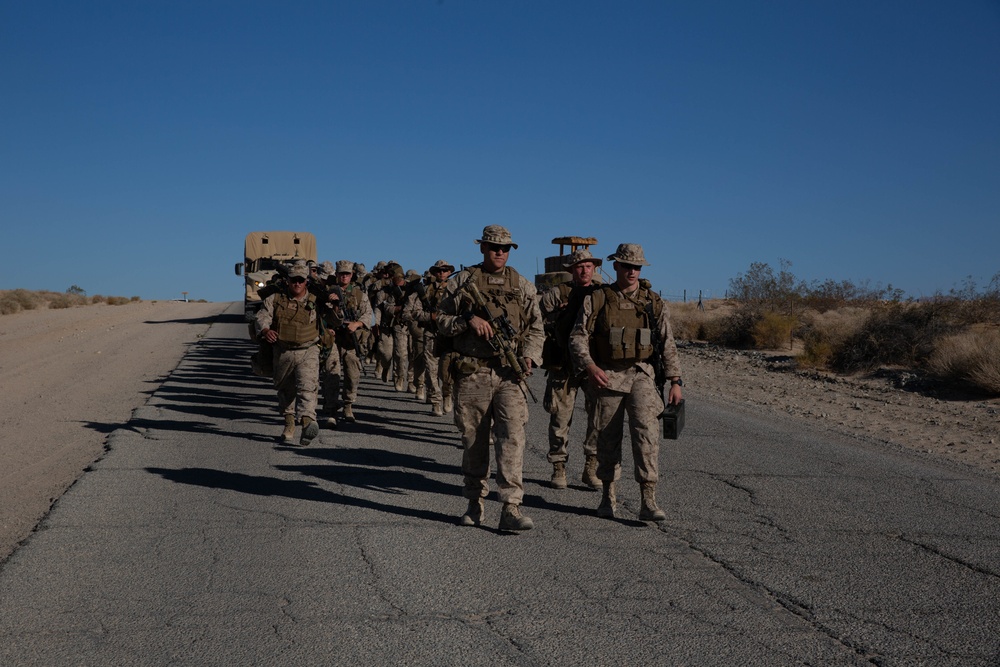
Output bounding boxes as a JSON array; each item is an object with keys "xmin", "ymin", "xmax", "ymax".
[
  {"xmin": 669, "ymin": 300, "xmax": 734, "ymax": 342},
  {"xmin": 796, "ymin": 307, "xmax": 870, "ymax": 368},
  {"xmin": 927, "ymin": 326, "xmax": 1000, "ymax": 395},
  {"xmin": 0, "ymin": 289, "xmax": 142, "ymax": 315}
]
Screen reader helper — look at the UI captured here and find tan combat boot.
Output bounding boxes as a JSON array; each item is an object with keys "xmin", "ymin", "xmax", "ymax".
[
  {"xmin": 459, "ymin": 498, "xmax": 484, "ymax": 526},
  {"xmin": 415, "ymin": 386, "xmax": 426, "ymax": 402},
  {"xmin": 394, "ymin": 377, "xmax": 405, "ymax": 392},
  {"xmin": 597, "ymin": 481, "xmax": 617, "ymax": 519},
  {"xmin": 498, "ymin": 503, "xmax": 534, "ymax": 532},
  {"xmin": 342, "ymin": 403, "xmax": 356, "ymax": 423},
  {"xmin": 443, "ymin": 396, "xmax": 453, "ymax": 414},
  {"xmin": 581, "ymin": 455, "xmax": 600, "ymax": 489},
  {"xmin": 431, "ymin": 403, "xmax": 444, "ymax": 416},
  {"xmin": 300, "ymin": 416, "xmax": 319, "ymax": 446},
  {"xmin": 550, "ymin": 462, "xmax": 568, "ymax": 489},
  {"xmin": 280, "ymin": 415, "xmax": 296, "ymax": 444},
  {"xmin": 639, "ymin": 483, "xmax": 667, "ymax": 522}
]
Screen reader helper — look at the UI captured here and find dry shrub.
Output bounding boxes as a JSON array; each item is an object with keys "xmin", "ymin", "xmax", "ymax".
[
  {"xmin": 130, "ymin": 295, "xmax": 141, "ymax": 302},
  {"xmin": 796, "ymin": 308, "xmax": 869, "ymax": 368},
  {"xmin": 48, "ymin": 294, "xmax": 74, "ymax": 309},
  {"xmin": 0, "ymin": 296, "xmax": 21, "ymax": 315},
  {"xmin": 752, "ymin": 312, "xmax": 797, "ymax": 350},
  {"xmin": 10, "ymin": 289, "xmax": 41, "ymax": 311},
  {"xmin": 91, "ymin": 295, "xmax": 105, "ymax": 304},
  {"xmin": 927, "ymin": 327, "xmax": 1000, "ymax": 395},
  {"xmin": 106, "ymin": 296, "xmax": 130, "ymax": 306},
  {"xmin": 831, "ymin": 302, "xmax": 954, "ymax": 373},
  {"xmin": 668, "ymin": 300, "xmax": 732, "ymax": 342}
]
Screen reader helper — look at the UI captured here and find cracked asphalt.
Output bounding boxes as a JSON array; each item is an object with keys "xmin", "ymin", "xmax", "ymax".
[{"xmin": 1, "ymin": 303, "xmax": 998, "ymax": 666}]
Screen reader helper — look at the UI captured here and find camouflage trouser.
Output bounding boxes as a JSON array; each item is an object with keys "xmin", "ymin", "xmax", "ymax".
[
  {"xmin": 321, "ymin": 343, "xmax": 342, "ymax": 416},
  {"xmin": 339, "ymin": 347, "xmax": 363, "ymax": 405},
  {"xmin": 543, "ymin": 373, "xmax": 598, "ymax": 464},
  {"xmin": 408, "ymin": 323, "xmax": 424, "ymax": 389},
  {"xmin": 454, "ymin": 364, "xmax": 530, "ymax": 505},
  {"xmin": 420, "ymin": 331, "xmax": 442, "ymax": 406},
  {"xmin": 591, "ymin": 372, "xmax": 663, "ymax": 484},
  {"xmin": 272, "ymin": 342, "xmax": 319, "ymax": 422},
  {"xmin": 376, "ymin": 325, "xmax": 409, "ymax": 383},
  {"xmin": 439, "ymin": 351, "xmax": 455, "ymax": 404}
]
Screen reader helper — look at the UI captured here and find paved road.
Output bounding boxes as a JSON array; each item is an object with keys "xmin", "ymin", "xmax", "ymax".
[{"xmin": 2, "ymin": 304, "xmax": 998, "ymax": 666}]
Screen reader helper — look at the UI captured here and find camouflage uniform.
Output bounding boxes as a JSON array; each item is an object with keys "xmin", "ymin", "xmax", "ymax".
[
  {"xmin": 539, "ymin": 249, "xmax": 602, "ymax": 488},
  {"xmin": 373, "ymin": 267, "xmax": 410, "ymax": 389},
  {"xmin": 568, "ymin": 243, "xmax": 682, "ymax": 521},
  {"xmin": 402, "ymin": 260, "xmax": 455, "ymax": 415},
  {"xmin": 255, "ymin": 262, "xmax": 323, "ymax": 445},
  {"xmin": 331, "ymin": 260, "xmax": 373, "ymax": 421},
  {"xmin": 438, "ymin": 226, "xmax": 544, "ymax": 531}
]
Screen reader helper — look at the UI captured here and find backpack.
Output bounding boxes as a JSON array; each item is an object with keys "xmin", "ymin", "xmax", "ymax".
[{"xmin": 541, "ymin": 283, "xmax": 598, "ymax": 371}]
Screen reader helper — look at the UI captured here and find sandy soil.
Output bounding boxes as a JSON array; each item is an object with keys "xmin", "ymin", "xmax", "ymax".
[
  {"xmin": 1, "ymin": 303, "xmax": 997, "ymax": 562},
  {"xmin": 0, "ymin": 300, "xmax": 228, "ymax": 561}
]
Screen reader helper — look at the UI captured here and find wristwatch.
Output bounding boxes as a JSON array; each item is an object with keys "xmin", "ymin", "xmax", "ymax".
[{"xmin": 670, "ymin": 378, "xmax": 683, "ymax": 387}]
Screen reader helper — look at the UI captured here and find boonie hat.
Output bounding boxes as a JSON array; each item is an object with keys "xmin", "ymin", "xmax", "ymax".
[
  {"xmin": 430, "ymin": 259, "xmax": 455, "ymax": 273},
  {"xmin": 563, "ymin": 248, "xmax": 602, "ymax": 269},
  {"xmin": 475, "ymin": 225, "xmax": 518, "ymax": 250},
  {"xmin": 287, "ymin": 262, "xmax": 310, "ymax": 279},
  {"xmin": 405, "ymin": 269, "xmax": 421, "ymax": 282},
  {"xmin": 606, "ymin": 243, "xmax": 650, "ymax": 267},
  {"xmin": 336, "ymin": 260, "xmax": 355, "ymax": 274}
]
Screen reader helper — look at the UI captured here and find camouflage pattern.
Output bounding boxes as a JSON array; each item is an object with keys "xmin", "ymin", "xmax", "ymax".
[
  {"xmin": 569, "ymin": 283, "xmax": 681, "ymax": 483},
  {"xmin": 539, "ymin": 282, "xmax": 597, "ymax": 465},
  {"xmin": 337, "ymin": 284, "xmax": 374, "ymax": 407},
  {"xmin": 605, "ymin": 243, "xmax": 650, "ymax": 266},
  {"xmin": 272, "ymin": 342, "xmax": 320, "ymax": 423},
  {"xmin": 438, "ymin": 262, "xmax": 544, "ymax": 506}
]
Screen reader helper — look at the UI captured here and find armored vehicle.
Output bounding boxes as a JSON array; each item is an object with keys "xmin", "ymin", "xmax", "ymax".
[{"xmin": 235, "ymin": 231, "xmax": 317, "ymax": 321}]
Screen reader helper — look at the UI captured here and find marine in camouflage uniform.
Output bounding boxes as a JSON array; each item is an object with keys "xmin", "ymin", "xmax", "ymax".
[
  {"xmin": 373, "ymin": 265, "xmax": 410, "ymax": 390},
  {"xmin": 569, "ymin": 243, "xmax": 683, "ymax": 522},
  {"xmin": 255, "ymin": 261, "xmax": 325, "ymax": 446},
  {"xmin": 438, "ymin": 225, "xmax": 544, "ymax": 532},
  {"xmin": 539, "ymin": 249, "xmax": 602, "ymax": 490},
  {"xmin": 330, "ymin": 260, "xmax": 373, "ymax": 423},
  {"xmin": 317, "ymin": 261, "xmax": 344, "ymax": 428},
  {"xmin": 403, "ymin": 269, "xmax": 424, "ymax": 394},
  {"xmin": 402, "ymin": 259, "xmax": 455, "ymax": 415}
]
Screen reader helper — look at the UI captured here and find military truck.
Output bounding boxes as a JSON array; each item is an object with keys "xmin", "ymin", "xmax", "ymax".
[
  {"xmin": 235, "ymin": 231, "xmax": 317, "ymax": 322},
  {"xmin": 534, "ymin": 236, "xmax": 604, "ymax": 290}
]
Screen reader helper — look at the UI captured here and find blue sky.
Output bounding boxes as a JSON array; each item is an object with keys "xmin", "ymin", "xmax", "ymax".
[{"xmin": 3, "ymin": 0, "xmax": 998, "ymax": 303}]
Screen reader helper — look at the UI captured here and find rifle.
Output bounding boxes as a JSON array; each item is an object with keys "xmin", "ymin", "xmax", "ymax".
[
  {"xmin": 342, "ymin": 304, "xmax": 368, "ymax": 376},
  {"xmin": 463, "ymin": 280, "xmax": 538, "ymax": 403}
]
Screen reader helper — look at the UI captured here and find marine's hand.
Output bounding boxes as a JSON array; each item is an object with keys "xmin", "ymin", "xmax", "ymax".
[
  {"xmin": 523, "ymin": 358, "xmax": 534, "ymax": 376},
  {"xmin": 668, "ymin": 384, "xmax": 683, "ymax": 405},
  {"xmin": 261, "ymin": 328, "xmax": 278, "ymax": 344},
  {"xmin": 468, "ymin": 315, "xmax": 494, "ymax": 340},
  {"xmin": 586, "ymin": 363, "xmax": 609, "ymax": 389}
]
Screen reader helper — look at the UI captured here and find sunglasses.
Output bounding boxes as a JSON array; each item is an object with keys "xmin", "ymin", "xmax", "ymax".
[
  {"xmin": 485, "ymin": 243, "xmax": 512, "ymax": 253},
  {"xmin": 619, "ymin": 263, "xmax": 642, "ymax": 272},
  {"xmin": 289, "ymin": 277, "xmax": 307, "ymax": 284}
]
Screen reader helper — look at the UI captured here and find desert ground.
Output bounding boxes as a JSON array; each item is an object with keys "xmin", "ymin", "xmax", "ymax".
[{"xmin": 1, "ymin": 300, "xmax": 997, "ymax": 562}]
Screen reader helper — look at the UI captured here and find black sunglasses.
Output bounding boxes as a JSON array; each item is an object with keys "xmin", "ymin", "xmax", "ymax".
[
  {"xmin": 619, "ymin": 263, "xmax": 642, "ymax": 272},
  {"xmin": 289, "ymin": 277, "xmax": 307, "ymax": 284},
  {"xmin": 485, "ymin": 243, "xmax": 512, "ymax": 253}
]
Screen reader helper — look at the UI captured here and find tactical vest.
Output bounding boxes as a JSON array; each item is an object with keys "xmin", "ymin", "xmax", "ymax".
[
  {"xmin": 589, "ymin": 285, "xmax": 662, "ymax": 363},
  {"xmin": 454, "ymin": 265, "xmax": 528, "ymax": 359},
  {"xmin": 273, "ymin": 293, "xmax": 319, "ymax": 346},
  {"xmin": 542, "ymin": 282, "xmax": 596, "ymax": 371}
]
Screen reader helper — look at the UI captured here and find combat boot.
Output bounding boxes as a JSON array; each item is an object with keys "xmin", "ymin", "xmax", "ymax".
[
  {"xmin": 394, "ymin": 377, "xmax": 405, "ymax": 392},
  {"xmin": 343, "ymin": 403, "xmax": 356, "ymax": 423},
  {"xmin": 597, "ymin": 481, "xmax": 617, "ymax": 519},
  {"xmin": 415, "ymin": 386, "xmax": 426, "ymax": 402},
  {"xmin": 443, "ymin": 396, "xmax": 454, "ymax": 414},
  {"xmin": 432, "ymin": 403, "xmax": 444, "ymax": 417},
  {"xmin": 581, "ymin": 455, "xmax": 600, "ymax": 489},
  {"xmin": 498, "ymin": 503, "xmax": 534, "ymax": 532},
  {"xmin": 325, "ymin": 415, "xmax": 338, "ymax": 429},
  {"xmin": 300, "ymin": 417, "xmax": 319, "ymax": 446},
  {"xmin": 639, "ymin": 483, "xmax": 667, "ymax": 522},
  {"xmin": 549, "ymin": 462, "xmax": 568, "ymax": 489},
  {"xmin": 280, "ymin": 415, "xmax": 296, "ymax": 444},
  {"xmin": 459, "ymin": 498, "xmax": 484, "ymax": 527}
]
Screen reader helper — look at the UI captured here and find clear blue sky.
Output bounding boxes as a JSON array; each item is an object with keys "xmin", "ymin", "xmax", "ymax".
[{"xmin": 3, "ymin": 1, "xmax": 998, "ymax": 303}]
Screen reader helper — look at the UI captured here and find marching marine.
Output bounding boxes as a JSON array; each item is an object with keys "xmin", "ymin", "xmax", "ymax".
[
  {"xmin": 437, "ymin": 226, "xmax": 544, "ymax": 532},
  {"xmin": 568, "ymin": 243, "xmax": 683, "ymax": 521},
  {"xmin": 539, "ymin": 249, "xmax": 602, "ymax": 489}
]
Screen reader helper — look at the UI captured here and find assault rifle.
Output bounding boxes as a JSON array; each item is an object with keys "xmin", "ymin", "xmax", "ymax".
[
  {"xmin": 342, "ymin": 303, "xmax": 368, "ymax": 376},
  {"xmin": 463, "ymin": 280, "xmax": 538, "ymax": 403}
]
